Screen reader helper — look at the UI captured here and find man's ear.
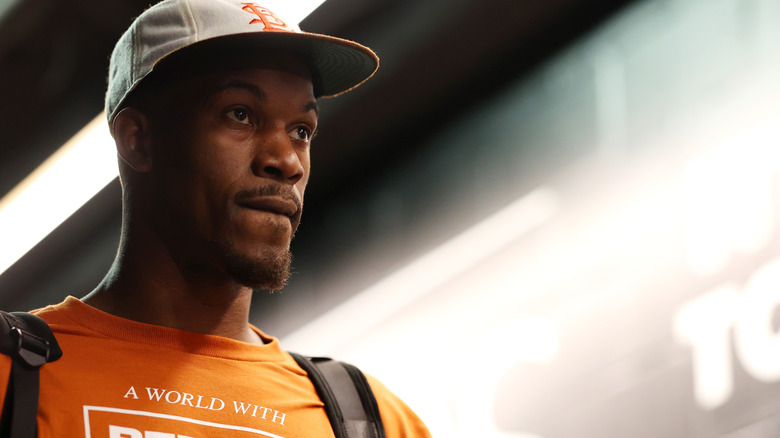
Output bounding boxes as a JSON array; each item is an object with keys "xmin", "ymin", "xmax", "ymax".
[{"xmin": 112, "ymin": 107, "xmax": 153, "ymax": 172}]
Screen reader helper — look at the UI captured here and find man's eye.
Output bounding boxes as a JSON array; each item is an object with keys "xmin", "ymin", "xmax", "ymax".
[
  {"xmin": 290, "ymin": 126, "xmax": 313, "ymax": 143},
  {"xmin": 226, "ymin": 108, "xmax": 251, "ymax": 124}
]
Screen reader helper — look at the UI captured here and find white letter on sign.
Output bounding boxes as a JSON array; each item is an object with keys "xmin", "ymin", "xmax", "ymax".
[
  {"xmin": 734, "ymin": 258, "xmax": 780, "ymax": 381},
  {"xmin": 673, "ymin": 285, "xmax": 739, "ymax": 409}
]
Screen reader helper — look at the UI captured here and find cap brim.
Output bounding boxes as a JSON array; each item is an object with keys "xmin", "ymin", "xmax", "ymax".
[{"xmin": 151, "ymin": 31, "xmax": 379, "ymax": 98}]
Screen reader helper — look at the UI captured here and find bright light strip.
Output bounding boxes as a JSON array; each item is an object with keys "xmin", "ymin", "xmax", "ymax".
[
  {"xmin": 0, "ymin": 0, "xmax": 23, "ymax": 19},
  {"xmin": 282, "ymin": 187, "xmax": 560, "ymax": 354},
  {"xmin": 0, "ymin": 114, "xmax": 116, "ymax": 276},
  {"xmin": 0, "ymin": 2, "xmax": 327, "ymax": 278}
]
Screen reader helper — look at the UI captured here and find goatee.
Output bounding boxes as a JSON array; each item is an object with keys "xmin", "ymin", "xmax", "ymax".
[{"xmin": 223, "ymin": 246, "xmax": 292, "ymax": 292}]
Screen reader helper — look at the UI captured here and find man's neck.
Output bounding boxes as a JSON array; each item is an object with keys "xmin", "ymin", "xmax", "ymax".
[{"xmin": 82, "ymin": 250, "xmax": 263, "ymax": 345}]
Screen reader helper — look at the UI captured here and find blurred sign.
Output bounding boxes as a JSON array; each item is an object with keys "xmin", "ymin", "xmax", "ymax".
[{"xmin": 286, "ymin": 119, "xmax": 780, "ymax": 437}]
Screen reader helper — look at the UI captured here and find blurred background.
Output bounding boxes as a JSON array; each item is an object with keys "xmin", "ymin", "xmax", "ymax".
[{"xmin": 2, "ymin": 0, "xmax": 780, "ymax": 436}]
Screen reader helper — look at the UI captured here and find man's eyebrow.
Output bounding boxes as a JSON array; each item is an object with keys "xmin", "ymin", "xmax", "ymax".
[
  {"xmin": 303, "ymin": 100, "xmax": 319, "ymax": 118},
  {"xmin": 210, "ymin": 79, "xmax": 268, "ymax": 101},
  {"xmin": 208, "ymin": 79, "xmax": 318, "ymax": 117}
]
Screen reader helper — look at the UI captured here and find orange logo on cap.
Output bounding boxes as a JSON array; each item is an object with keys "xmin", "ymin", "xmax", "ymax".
[{"xmin": 241, "ymin": 3, "xmax": 293, "ymax": 32}]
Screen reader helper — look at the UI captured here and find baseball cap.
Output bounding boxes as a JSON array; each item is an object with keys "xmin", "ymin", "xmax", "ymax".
[{"xmin": 105, "ymin": 0, "xmax": 379, "ymax": 122}]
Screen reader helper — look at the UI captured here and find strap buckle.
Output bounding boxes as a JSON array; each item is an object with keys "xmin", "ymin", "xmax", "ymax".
[{"xmin": 10, "ymin": 326, "xmax": 50, "ymax": 367}]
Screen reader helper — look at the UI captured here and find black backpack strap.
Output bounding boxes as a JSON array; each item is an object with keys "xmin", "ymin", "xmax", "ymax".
[
  {"xmin": 0, "ymin": 311, "xmax": 63, "ymax": 438},
  {"xmin": 290, "ymin": 353, "xmax": 386, "ymax": 438}
]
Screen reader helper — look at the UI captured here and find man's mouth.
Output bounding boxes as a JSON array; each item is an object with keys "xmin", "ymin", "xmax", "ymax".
[{"xmin": 237, "ymin": 197, "xmax": 298, "ymax": 218}]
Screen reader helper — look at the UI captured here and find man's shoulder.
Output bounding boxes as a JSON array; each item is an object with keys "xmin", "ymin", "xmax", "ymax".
[
  {"xmin": 364, "ymin": 374, "xmax": 432, "ymax": 438},
  {"xmin": 28, "ymin": 296, "xmax": 103, "ymax": 340},
  {"xmin": 29, "ymin": 295, "xmax": 76, "ymax": 322}
]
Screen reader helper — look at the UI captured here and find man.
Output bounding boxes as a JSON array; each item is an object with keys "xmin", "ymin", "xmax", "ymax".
[{"xmin": 0, "ymin": 0, "xmax": 431, "ymax": 436}]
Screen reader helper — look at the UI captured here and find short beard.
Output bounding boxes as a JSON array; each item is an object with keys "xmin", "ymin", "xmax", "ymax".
[{"xmin": 221, "ymin": 246, "xmax": 293, "ymax": 292}]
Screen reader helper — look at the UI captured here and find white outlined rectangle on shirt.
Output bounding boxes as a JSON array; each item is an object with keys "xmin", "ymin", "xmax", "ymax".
[{"xmin": 83, "ymin": 405, "xmax": 286, "ymax": 438}]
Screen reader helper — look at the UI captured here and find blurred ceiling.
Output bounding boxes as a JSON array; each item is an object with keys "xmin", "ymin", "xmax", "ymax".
[{"xmin": 0, "ymin": 0, "xmax": 633, "ymax": 315}]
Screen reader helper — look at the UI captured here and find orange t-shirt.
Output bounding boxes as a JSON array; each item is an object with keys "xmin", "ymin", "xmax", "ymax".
[{"xmin": 0, "ymin": 297, "xmax": 431, "ymax": 438}]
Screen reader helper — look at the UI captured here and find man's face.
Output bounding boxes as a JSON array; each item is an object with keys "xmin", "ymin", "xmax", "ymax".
[{"xmin": 142, "ymin": 55, "xmax": 317, "ymax": 291}]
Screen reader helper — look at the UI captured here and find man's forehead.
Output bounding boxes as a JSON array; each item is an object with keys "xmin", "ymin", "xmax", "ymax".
[
  {"xmin": 201, "ymin": 64, "xmax": 316, "ymax": 99},
  {"xmin": 184, "ymin": 68, "xmax": 318, "ymax": 119},
  {"xmin": 207, "ymin": 74, "xmax": 315, "ymax": 104}
]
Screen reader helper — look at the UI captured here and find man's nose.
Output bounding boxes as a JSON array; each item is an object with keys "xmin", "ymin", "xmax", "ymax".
[{"xmin": 252, "ymin": 129, "xmax": 305, "ymax": 184}]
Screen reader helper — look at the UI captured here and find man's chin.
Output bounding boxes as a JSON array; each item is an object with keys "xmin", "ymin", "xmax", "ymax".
[{"xmin": 223, "ymin": 247, "xmax": 292, "ymax": 292}]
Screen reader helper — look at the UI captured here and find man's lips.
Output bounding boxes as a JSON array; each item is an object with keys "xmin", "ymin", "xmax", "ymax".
[{"xmin": 237, "ymin": 197, "xmax": 298, "ymax": 217}]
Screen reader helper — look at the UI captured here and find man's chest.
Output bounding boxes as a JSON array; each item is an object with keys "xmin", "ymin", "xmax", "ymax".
[{"xmin": 33, "ymin": 341, "xmax": 335, "ymax": 438}]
